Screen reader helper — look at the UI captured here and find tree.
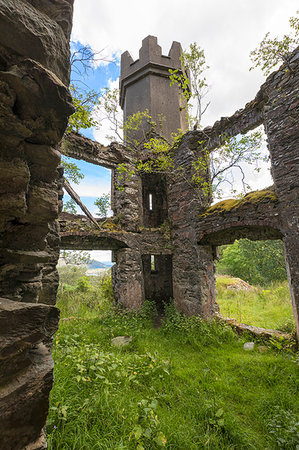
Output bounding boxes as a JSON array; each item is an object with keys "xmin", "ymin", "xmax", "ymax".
[
  {"xmin": 192, "ymin": 129, "xmax": 266, "ymax": 199},
  {"xmin": 65, "ymin": 42, "xmax": 267, "ymax": 202},
  {"xmin": 250, "ymin": 13, "xmax": 299, "ymax": 76},
  {"xmin": 63, "ymin": 198, "xmax": 77, "ymax": 214},
  {"xmin": 217, "ymin": 239, "xmax": 287, "ymax": 285},
  {"xmin": 94, "ymin": 193, "xmax": 111, "ymax": 218},
  {"xmin": 62, "ymin": 44, "xmax": 113, "ymax": 188},
  {"xmin": 60, "ymin": 250, "xmax": 91, "ymax": 266},
  {"xmin": 67, "ymin": 85, "xmax": 99, "ymax": 134},
  {"xmin": 61, "ymin": 44, "xmax": 109, "ymax": 211},
  {"xmin": 169, "ymin": 42, "xmax": 209, "ymax": 127}
]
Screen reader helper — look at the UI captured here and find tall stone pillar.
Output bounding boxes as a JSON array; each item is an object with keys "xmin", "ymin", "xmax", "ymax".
[
  {"xmin": 117, "ymin": 36, "xmax": 218, "ymax": 316},
  {"xmin": 168, "ymin": 132, "xmax": 218, "ymax": 316},
  {"xmin": 263, "ymin": 52, "xmax": 299, "ymax": 340}
]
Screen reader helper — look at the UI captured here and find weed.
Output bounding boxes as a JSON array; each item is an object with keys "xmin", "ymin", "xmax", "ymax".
[
  {"xmin": 268, "ymin": 406, "xmax": 299, "ymax": 448},
  {"xmin": 47, "ymin": 280, "xmax": 298, "ymax": 449}
]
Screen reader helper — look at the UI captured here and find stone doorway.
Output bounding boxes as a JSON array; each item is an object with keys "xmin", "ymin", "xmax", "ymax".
[{"xmin": 142, "ymin": 254, "xmax": 173, "ymax": 312}]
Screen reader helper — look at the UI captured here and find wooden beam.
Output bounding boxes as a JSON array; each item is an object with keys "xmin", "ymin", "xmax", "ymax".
[{"xmin": 63, "ymin": 178, "xmax": 101, "ymax": 230}]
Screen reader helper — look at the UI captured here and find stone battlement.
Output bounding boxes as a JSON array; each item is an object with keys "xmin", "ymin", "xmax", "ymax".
[
  {"xmin": 119, "ymin": 36, "xmax": 188, "ymax": 142},
  {"xmin": 120, "ymin": 35, "xmax": 182, "ymax": 88}
]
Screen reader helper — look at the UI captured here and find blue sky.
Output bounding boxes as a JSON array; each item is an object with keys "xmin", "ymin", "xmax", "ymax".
[
  {"xmin": 63, "ymin": 47, "xmax": 119, "ymax": 218},
  {"xmin": 62, "ymin": 49, "xmax": 119, "ymax": 261},
  {"xmin": 63, "ymin": 2, "xmax": 297, "ymax": 261}
]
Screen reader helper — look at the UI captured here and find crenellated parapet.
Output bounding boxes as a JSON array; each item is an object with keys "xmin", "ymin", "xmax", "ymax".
[
  {"xmin": 119, "ymin": 35, "xmax": 189, "ymax": 142},
  {"xmin": 120, "ymin": 35, "xmax": 183, "ymax": 102}
]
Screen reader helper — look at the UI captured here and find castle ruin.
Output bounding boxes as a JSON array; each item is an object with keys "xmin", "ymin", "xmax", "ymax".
[{"xmin": 0, "ymin": 2, "xmax": 298, "ymax": 448}]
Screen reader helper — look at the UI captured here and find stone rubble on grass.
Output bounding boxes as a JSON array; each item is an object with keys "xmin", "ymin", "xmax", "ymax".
[
  {"xmin": 111, "ymin": 336, "xmax": 133, "ymax": 347},
  {"xmin": 243, "ymin": 342, "xmax": 255, "ymax": 351}
]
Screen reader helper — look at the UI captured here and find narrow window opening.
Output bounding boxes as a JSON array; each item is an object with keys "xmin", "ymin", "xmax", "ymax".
[
  {"xmin": 151, "ymin": 254, "xmax": 156, "ymax": 272},
  {"xmin": 149, "ymin": 193, "xmax": 153, "ymax": 211}
]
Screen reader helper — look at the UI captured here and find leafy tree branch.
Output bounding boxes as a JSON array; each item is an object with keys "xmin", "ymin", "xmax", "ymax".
[{"xmin": 250, "ymin": 13, "xmax": 299, "ymax": 76}]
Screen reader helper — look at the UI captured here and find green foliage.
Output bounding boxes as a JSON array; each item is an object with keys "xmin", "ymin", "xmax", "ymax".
[
  {"xmin": 115, "ymin": 162, "xmax": 136, "ymax": 191},
  {"xmin": 130, "ymin": 399, "xmax": 167, "ymax": 448},
  {"xmin": 98, "ymin": 271, "xmax": 114, "ymax": 303},
  {"xmin": 94, "ymin": 193, "xmax": 110, "ymax": 218},
  {"xmin": 63, "ymin": 198, "xmax": 77, "ymax": 214},
  {"xmin": 217, "ymin": 239, "xmax": 287, "ymax": 285},
  {"xmin": 98, "ymin": 87, "xmax": 123, "ymax": 142},
  {"xmin": 250, "ymin": 13, "xmax": 299, "ymax": 75},
  {"xmin": 189, "ymin": 129, "xmax": 266, "ymax": 199},
  {"xmin": 162, "ymin": 301, "xmax": 236, "ymax": 347},
  {"xmin": 67, "ymin": 85, "xmax": 99, "ymax": 133},
  {"xmin": 169, "ymin": 42, "xmax": 209, "ymax": 126},
  {"xmin": 75, "ymin": 276, "xmax": 90, "ymax": 293},
  {"xmin": 267, "ymin": 406, "xmax": 299, "ymax": 448},
  {"xmin": 123, "ymin": 109, "xmax": 154, "ymax": 150},
  {"xmin": 60, "ymin": 250, "xmax": 91, "ymax": 266},
  {"xmin": 210, "ymin": 130, "xmax": 265, "ymax": 197},
  {"xmin": 60, "ymin": 157, "xmax": 84, "ymax": 185},
  {"xmin": 58, "ymin": 264, "xmax": 87, "ymax": 286},
  {"xmin": 47, "ymin": 285, "xmax": 298, "ymax": 449}
]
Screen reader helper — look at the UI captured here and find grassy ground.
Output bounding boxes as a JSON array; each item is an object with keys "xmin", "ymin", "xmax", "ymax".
[
  {"xmin": 216, "ymin": 277, "xmax": 295, "ymax": 333},
  {"xmin": 47, "ymin": 285, "xmax": 298, "ymax": 449}
]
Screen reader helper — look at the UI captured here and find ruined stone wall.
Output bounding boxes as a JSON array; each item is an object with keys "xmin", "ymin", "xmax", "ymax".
[
  {"xmin": 262, "ymin": 50, "xmax": 299, "ymax": 339},
  {"xmin": 197, "ymin": 188, "xmax": 282, "ymax": 245},
  {"xmin": 168, "ymin": 132, "xmax": 218, "ymax": 316},
  {"xmin": 0, "ymin": 1, "xmax": 74, "ymax": 447},
  {"xmin": 194, "ymin": 47, "xmax": 299, "ymax": 338},
  {"xmin": 60, "ymin": 42, "xmax": 298, "ymax": 334}
]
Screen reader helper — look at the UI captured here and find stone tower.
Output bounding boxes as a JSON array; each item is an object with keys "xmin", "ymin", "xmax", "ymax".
[
  {"xmin": 109, "ymin": 36, "xmax": 216, "ymax": 316},
  {"xmin": 119, "ymin": 35, "xmax": 189, "ymax": 143}
]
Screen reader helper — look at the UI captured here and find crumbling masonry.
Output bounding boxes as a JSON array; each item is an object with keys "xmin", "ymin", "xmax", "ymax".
[{"xmin": 0, "ymin": 2, "xmax": 298, "ymax": 448}]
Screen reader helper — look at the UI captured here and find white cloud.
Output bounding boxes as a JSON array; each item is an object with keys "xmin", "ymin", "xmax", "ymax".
[
  {"xmin": 71, "ymin": 1, "xmax": 296, "ymax": 194},
  {"xmin": 64, "ymin": 177, "xmax": 110, "ymax": 198},
  {"xmin": 93, "ymin": 77, "xmax": 123, "ymax": 145},
  {"xmin": 72, "ymin": 0, "xmax": 297, "ymax": 127},
  {"xmin": 89, "ymin": 250, "xmax": 112, "ymax": 262}
]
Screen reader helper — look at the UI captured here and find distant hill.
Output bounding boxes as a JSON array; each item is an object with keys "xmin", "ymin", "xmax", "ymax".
[
  {"xmin": 102, "ymin": 261, "xmax": 114, "ymax": 268},
  {"xmin": 88, "ymin": 260, "xmax": 110, "ymax": 269}
]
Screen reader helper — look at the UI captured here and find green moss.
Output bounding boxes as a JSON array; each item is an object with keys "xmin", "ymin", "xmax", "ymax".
[{"xmin": 200, "ymin": 188, "xmax": 278, "ymax": 217}]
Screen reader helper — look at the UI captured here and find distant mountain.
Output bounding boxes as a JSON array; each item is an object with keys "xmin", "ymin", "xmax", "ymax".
[
  {"xmin": 102, "ymin": 261, "xmax": 114, "ymax": 268},
  {"xmin": 88, "ymin": 260, "xmax": 110, "ymax": 269}
]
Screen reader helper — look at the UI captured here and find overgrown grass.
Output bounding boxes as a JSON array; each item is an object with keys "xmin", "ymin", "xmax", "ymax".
[
  {"xmin": 47, "ymin": 285, "xmax": 298, "ymax": 449},
  {"xmin": 216, "ymin": 276, "xmax": 295, "ymax": 333}
]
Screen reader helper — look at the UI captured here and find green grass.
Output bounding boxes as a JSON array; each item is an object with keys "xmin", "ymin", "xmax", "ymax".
[
  {"xmin": 216, "ymin": 276, "xmax": 295, "ymax": 333},
  {"xmin": 47, "ymin": 288, "xmax": 299, "ymax": 449}
]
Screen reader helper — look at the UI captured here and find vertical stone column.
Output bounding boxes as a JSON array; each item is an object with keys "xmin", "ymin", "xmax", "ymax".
[
  {"xmin": 112, "ymin": 248, "xmax": 144, "ymax": 310},
  {"xmin": 168, "ymin": 132, "xmax": 218, "ymax": 316},
  {"xmin": 0, "ymin": 1, "xmax": 74, "ymax": 447},
  {"xmin": 112, "ymin": 165, "xmax": 142, "ymax": 232},
  {"xmin": 112, "ymin": 156, "xmax": 144, "ymax": 306},
  {"xmin": 263, "ymin": 52, "xmax": 299, "ymax": 340}
]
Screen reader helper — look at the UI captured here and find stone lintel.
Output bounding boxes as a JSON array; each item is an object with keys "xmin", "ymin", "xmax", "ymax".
[
  {"xmin": 61, "ymin": 132, "xmax": 130, "ymax": 168},
  {"xmin": 59, "ymin": 213, "xmax": 172, "ymax": 254},
  {"xmin": 192, "ymin": 96, "xmax": 264, "ymax": 153}
]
